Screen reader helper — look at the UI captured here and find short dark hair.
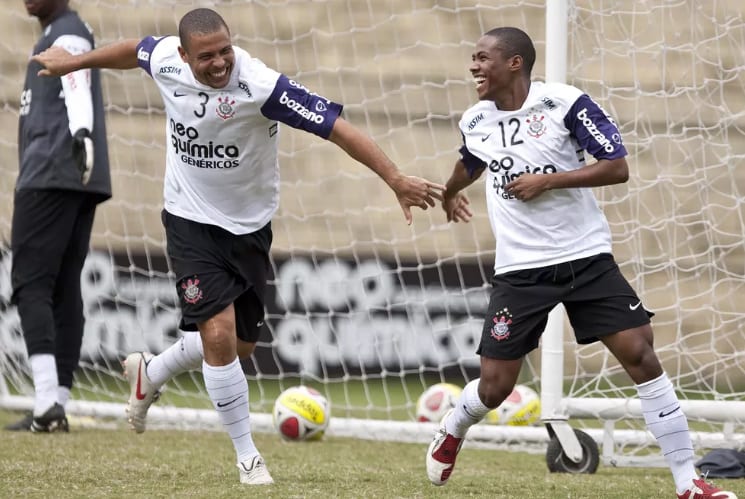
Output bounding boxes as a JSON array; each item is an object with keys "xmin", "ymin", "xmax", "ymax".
[
  {"xmin": 484, "ymin": 27, "xmax": 536, "ymax": 76},
  {"xmin": 178, "ymin": 8, "xmax": 230, "ymax": 50}
]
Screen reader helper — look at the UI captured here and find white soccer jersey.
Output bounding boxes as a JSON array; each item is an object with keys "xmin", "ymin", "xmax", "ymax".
[
  {"xmin": 136, "ymin": 36, "xmax": 342, "ymax": 234},
  {"xmin": 458, "ymin": 81, "xmax": 627, "ymax": 275}
]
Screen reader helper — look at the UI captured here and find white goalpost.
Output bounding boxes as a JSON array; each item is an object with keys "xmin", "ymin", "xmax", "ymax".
[{"xmin": 1, "ymin": 0, "xmax": 744, "ymax": 468}]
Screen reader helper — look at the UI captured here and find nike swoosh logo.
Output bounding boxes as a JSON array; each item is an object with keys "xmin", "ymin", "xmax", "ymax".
[
  {"xmin": 173, "ymin": 91, "xmax": 186, "ymax": 97},
  {"xmin": 629, "ymin": 301, "xmax": 642, "ymax": 310},
  {"xmin": 135, "ymin": 357, "xmax": 147, "ymax": 400},
  {"xmin": 658, "ymin": 406, "xmax": 680, "ymax": 418},
  {"xmin": 216, "ymin": 395, "xmax": 242, "ymax": 408},
  {"xmin": 256, "ymin": 321, "xmax": 264, "ymax": 327},
  {"xmin": 481, "ymin": 133, "xmax": 492, "ymax": 142},
  {"xmin": 462, "ymin": 405, "xmax": 478, "ymax": 419}
]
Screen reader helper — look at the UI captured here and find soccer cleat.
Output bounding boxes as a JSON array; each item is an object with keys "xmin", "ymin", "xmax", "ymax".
[
  {"xmin": 426, "ymin": 409, "xmax": 464, "ymax": 486},
  {"xmin": 237, "ymin": 455, "xmax": 274, "ymax": 485},
  {"xmin": 677, "ymin": 478, "xmax": 739, "ymax": 499},
  {"xmin": 30, "ymin": 403, "xmax": 69, "ymax": 433},
  {"xmin": 4, "ymin": 412, "xmax": 33, "ymax": 431},
  {"xmin": 123, "ymin": 352, "xmax": 161, "ymax": 433}
]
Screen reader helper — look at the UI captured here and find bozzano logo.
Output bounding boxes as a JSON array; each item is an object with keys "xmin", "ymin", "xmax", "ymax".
[
  {"xmin": 278, "ymin": 91, "xmax": 325, "ymax": 124},
  {"xmin": 576, "ymin": 108, "xmax": 615, "ymax": 153},
  {"xmin": 136, "ymin": 47, "xmax": 149, "ymax": 62}
]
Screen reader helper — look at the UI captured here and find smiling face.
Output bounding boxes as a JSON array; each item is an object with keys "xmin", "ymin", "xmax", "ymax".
[
  {"xmin": 469, "ymin": 34, "xmax": 523, "ymax": 102},
  {"xmin": 178, "ymin": 27, "xmax": 234, "ymax": 89}
]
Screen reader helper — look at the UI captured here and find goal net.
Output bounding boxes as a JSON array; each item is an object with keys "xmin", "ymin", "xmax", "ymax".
[{"xmin": 1, "ymin": 0, "xmax": 744, "ymax": 463}]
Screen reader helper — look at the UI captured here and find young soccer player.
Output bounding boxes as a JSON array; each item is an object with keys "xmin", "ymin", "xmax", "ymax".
[
  {"xmin": 425, "ymin": 26, "xmax": 737, "ymax": 499},
  {"xmin": 33, "ymin": 7, "xmax": 444, "ymax": 485}
]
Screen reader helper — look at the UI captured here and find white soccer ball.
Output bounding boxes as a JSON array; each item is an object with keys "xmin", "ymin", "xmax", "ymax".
[
  {"xmin": 272, "ymin": 385, "xmax": 330, "ymax": 441},
  {"xmin": 483, "ymin": 384, "xmax": 541, "ymax": 426},
  {"xmin": 416, "ymin": 382, "xmax": 463, "ymax": 422}
]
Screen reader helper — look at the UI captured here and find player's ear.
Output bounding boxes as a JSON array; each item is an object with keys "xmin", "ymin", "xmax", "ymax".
[
  {"xmin": 177, "ymin": 45, "xmax": 188, "ymax": 62},
  {"xmin": 509, "ymin": 54, "xmax": 523, "ymax": 73}
]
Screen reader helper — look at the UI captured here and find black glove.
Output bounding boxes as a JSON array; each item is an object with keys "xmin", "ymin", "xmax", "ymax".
[{"xmin": 72, "ymin": 128, "xmax": 94, "ymax": 185}]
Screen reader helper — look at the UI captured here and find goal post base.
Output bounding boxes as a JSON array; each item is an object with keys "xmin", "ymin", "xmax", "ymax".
[{"xmin": 544, "ymin": 419, "xmax": 585, "ymax": 463}]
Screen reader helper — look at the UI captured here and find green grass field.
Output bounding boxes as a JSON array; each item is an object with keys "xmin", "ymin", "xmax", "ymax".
[{"xmin": 2, "ymin": 409, "xmax": 743, "ymax": 498}]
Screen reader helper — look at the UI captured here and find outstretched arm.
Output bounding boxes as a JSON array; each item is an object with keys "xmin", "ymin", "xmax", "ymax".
[
  {"xmin": 32, "ymin": 39, "xmax": 141, "ymax": 76},
  {"xmin": 327, "ymin": 117, "xmax": 445, "ymax": 225},
  {"xmin": 442, "ymin": 160, "xmax": 483, "ymax": 223}
]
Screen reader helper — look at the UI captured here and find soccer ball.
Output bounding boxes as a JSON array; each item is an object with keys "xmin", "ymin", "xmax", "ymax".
[
  {"xmin": 416, "ymin": 383, "xmax": 462, "ymax": 422},
  {"xmin": 483, "ymin": 384, "xmax": 541, "ymax": 426},
  {"xmin": 272, "ymin": 385, "xmax": 330, "ymax": 441}
]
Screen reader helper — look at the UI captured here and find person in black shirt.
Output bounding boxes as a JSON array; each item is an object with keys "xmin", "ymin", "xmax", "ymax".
[{"xmin": 6, "ymin": 0, "xmax": 111, "ymax": 433}]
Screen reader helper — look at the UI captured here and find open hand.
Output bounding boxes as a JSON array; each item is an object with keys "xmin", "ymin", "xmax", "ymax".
[
  {"xmin": 443, "ymin": 191, "xmax": 472, "ymax": 223},
  {"xmin": 392, "ymin": 175, "xmax": 445, "ymax": 224}
]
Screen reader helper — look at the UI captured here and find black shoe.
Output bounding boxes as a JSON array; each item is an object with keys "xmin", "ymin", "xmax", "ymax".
[
  {"xmin": 30, "ymin": 403, "xmax": 69, "ymax": 433},
  {"xmin": 4, "ymin": 412, "xmax": 33, "ymax": 431}
]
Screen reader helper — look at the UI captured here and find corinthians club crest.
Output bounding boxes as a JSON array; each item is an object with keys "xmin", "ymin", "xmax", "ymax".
[
  {"xmin": 490, "ymin": 307, "xmax": 513, "ymax": 341},
  {"xmin": 181, "ymin": 277, "xmax": 203, "ymax": 304},
  {"xmin": 526, "ymin": 113, "xmax": 546, "ymax": 138},
  {"xmin": 216, "ymin": 95, "xmax": 236, "ymax": 120}
]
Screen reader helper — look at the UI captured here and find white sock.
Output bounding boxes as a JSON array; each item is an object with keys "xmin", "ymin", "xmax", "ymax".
[
  {"xmin": 445, "ymin": 378, "xmax": 491, "ymax": 438},
  {"xmin": 146, "ymin": 331, "xmax": 204, "ymax": 387},
  {"xmin": 30, "ymin": 353, "xmax": 58, "ymax": 416},
  {"xmin": 57, "ymin": 386, "xmax": 71, "ymax": 408},
  {"xmin": 636, "ymin": 373, "xmax": 697, "ymax": 493},
  {"xmin": 203, "ymin": 358, "xmax": 258, "ymax": 463}
]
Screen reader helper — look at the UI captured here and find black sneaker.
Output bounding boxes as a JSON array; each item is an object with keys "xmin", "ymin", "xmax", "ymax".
[
  {"xmin": 30, "ymin": 403, "xmax": 69, "ymax": 433},
  {"xmin": 4, "ymin": 412, "xmax": 33, "ymax": 431}
]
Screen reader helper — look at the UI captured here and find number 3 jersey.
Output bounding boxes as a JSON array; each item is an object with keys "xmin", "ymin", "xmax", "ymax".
[
  {"xmin": 136, "ymin": 36, "xmax": 343, "ymax": 234},
  {"xmin": 458, "ymin": 81, "xmax": 628, "ymax": 275}
]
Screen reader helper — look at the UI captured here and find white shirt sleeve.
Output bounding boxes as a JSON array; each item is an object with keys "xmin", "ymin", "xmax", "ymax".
[{"xmin": 53, "ymin": 34, "xmax": 94, "ymax": 135}]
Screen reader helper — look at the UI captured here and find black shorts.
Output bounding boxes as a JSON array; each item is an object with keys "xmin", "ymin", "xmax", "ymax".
[
  {"xmin": 162, "ymin": 210, "xmax": 272, "ymax": 343},
  {"xmin": 477, "ymin": 253, "xmax": 653, "ymax": 360}
]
